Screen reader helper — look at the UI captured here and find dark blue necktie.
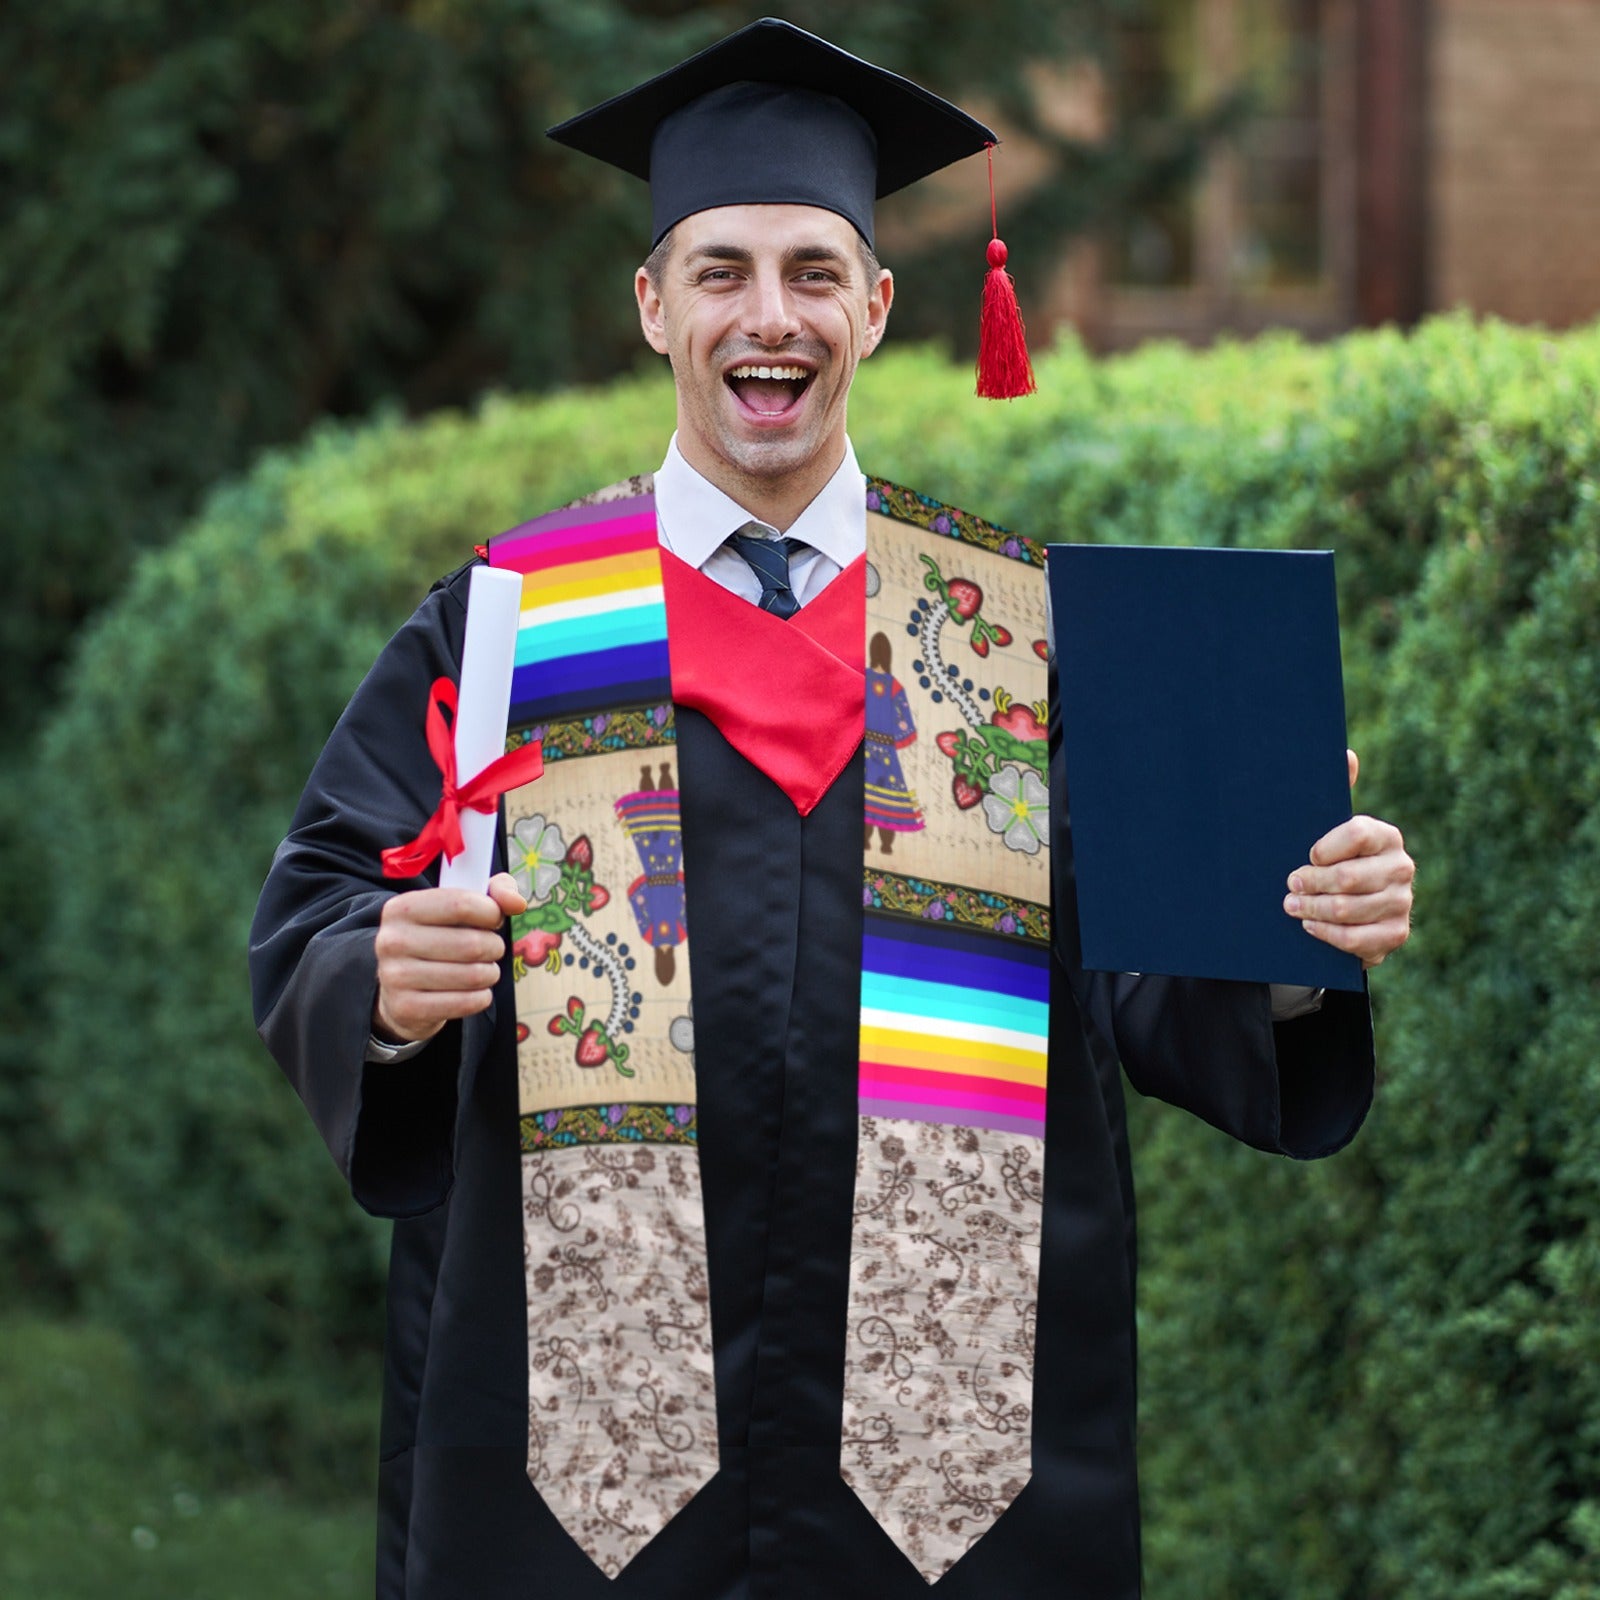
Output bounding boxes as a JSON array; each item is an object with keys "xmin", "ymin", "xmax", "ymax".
[{"xmin": 727, "ymin": 524, "xmax": 806, "ymax": 619}]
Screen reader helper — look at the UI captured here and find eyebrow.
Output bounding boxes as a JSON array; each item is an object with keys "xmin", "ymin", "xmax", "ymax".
[{"xmin": 684, "ymin": 242, "xmax": 855, "ymax": 272}]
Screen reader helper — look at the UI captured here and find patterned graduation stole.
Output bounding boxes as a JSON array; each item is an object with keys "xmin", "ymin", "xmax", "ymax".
[
  {"xmin": 489, "ymin": 476, "xmax": 1050, "ymax": 1582},
  {"xmin": 846, "ymin": 482, "xmax": 1051, "ymax": 1582}
]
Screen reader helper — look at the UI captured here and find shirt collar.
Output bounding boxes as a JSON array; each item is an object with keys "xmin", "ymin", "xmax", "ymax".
[{"xmin": 654, "ymin": 434, "xmax": 865, "ymax": 571}]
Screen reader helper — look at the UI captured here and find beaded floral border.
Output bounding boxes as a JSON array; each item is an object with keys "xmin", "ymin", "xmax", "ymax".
[
  {"xmin": 866, "ymin": 477, "xmax": 1045, "ymax": 568},
  {"xmin": 520, "ymin": 1101, "xmax": 699, "ymax": 1152},
  {"xmin": 508, "ymin": 704, "xmax": 676, "ymax": 762},
  {"xmin": 864, "ymin": 868, "xmax": 1051, "ymax": 945}
]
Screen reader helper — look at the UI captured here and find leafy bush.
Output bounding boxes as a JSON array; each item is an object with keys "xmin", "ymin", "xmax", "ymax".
[
  {"xmin": 1112, "ymin": 322, "xmax": 1600, "ymax": 1600},
  {"xmin": 33, "ymin": 316, "xmax": 1600, "ymax": 1600},
  {"xmin": 0, "ymin": 1315, "xmax": 369, "ymax": 1598}
]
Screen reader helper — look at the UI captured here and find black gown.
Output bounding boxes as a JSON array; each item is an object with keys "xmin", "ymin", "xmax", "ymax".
[{"xmin": 250, "ymin": 558, "xmax": 1374, "ymax": 1600}]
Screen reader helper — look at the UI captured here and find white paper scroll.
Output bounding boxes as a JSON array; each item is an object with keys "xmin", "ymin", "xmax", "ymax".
[{"xmin": 439, "ymin": 564, "xmax": 525, "ymax": 893}]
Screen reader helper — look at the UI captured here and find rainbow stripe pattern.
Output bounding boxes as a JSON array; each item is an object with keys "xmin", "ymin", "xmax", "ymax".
[
  {"xmin": 489, "ymin": 493, "xmax": 668, "ymax": 722},
  {"xmin": 858, "ymin": 919, "xmax": 1050, "ymax": 1137}
]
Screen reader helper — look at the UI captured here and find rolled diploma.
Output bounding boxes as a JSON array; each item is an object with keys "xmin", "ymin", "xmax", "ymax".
[{"xmin": 439, "ymin": 565, "xmax": 525, "ymax": 893}]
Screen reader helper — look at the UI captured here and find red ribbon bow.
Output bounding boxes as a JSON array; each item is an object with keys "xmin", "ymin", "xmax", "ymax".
[{"xmin": 381, "ymin": 677, "xmax": 544, "ymax": 879}]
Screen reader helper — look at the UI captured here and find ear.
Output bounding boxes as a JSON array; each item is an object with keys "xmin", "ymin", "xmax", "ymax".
[
  {"xmin": 861, "ymin": 268, "xmax": 894, "ymax": 358},
  {"xmin": 636, "ymin": 266, "xmax": 670, "ymax": 356}
]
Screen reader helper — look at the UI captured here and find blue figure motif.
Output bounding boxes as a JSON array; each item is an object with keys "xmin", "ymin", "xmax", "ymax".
[
  {"xmin": 615, "ymin": 762, "xmax": 687, "ymax": 985},
  {"xmin": 865, "ymin": 631, "xmax": 925, "ymax": 854}
]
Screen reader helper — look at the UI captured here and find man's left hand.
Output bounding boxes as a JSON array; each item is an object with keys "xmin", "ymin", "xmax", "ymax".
[{"xmin": 1284, "ymin": 750, "xmax": 1415, "ymax": 969}]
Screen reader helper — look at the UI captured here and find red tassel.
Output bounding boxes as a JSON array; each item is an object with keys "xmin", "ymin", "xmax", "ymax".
[
  {"xmin": 976, "ymin": 145, "xmax": 1035, "ymax": 400},
  {"xmin": 977, "ymin": 239, "xmax": 1036, "ymax": 399}
]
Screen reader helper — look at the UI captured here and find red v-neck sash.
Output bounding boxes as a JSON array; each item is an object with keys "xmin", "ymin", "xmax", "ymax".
[{"xmin": 662, "ymin": 548, "xmax": 866, "ymax": 815}]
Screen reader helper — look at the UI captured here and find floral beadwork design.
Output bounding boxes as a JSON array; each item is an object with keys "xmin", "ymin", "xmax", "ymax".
[
  {"xmin": 905, "ymin": 554, "xmax": 1049, "ymax": 842},
  {"xmin": 526, "ymin": 704, "xmax": 676, "ymax": 765},
  {"xmin": 866, "ymin": 478, "xmax": 1044, "ymax": 567},
  {"xmin": 509, "ymin": 814, "xmax": 566, "ymax": 904},
  {"xmin": 981, "ymin": 764, "xmax": 1048, "ymax": 856},
  {"xmin": 546, "ymin": 993, "xmax": 633, "ymax": 1075},
  {"xmin": 521, "ymin": 1102, "xmax": 698, "ymax": 1152},
  {"xmin": 863, "ymin": 869, "xmax": 1050, "ymax": 944},
  {"xmin": 509, "ymin": 827, "xmax": 644, "ymax": 1077}
]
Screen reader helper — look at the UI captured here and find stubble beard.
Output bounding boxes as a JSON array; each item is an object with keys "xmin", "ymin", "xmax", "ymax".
[{"xmin": 688, "ymin": 335, "xmax": 845, "ymax": 487}]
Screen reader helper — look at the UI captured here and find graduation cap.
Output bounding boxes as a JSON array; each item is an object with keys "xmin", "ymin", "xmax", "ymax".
[{"xmin": 548, "ymin": 17, "xmax": 1036, "ymax": 397}]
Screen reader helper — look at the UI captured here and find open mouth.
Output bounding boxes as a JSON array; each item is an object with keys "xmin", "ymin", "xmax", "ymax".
[{"xmin": 725, "ymin": 363, "xmax": 813, "ymax": 418}]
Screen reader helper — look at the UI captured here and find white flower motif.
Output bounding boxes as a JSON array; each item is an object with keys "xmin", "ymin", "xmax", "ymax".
[
  {"xmin": 668, "ymin": 1003, "xmax": 695, "ymax": 1056},
  {"xmin": 509, "ymin": 813, "xmax": 567, "ymax": 903},
  {"xmin": 981, "ymin": 764, "xmax": 1048, "ymax": 855}
]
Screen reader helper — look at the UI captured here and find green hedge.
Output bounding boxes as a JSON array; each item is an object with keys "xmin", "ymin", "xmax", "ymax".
[{"xmin": 32, "ymin": 318, "xmax": 1600, "ymax": 1596}]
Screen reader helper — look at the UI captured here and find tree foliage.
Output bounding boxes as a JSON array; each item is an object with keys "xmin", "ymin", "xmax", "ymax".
[{"xmin": 1, "ymin": 0, "xmax": 1179, "ymax": 742}]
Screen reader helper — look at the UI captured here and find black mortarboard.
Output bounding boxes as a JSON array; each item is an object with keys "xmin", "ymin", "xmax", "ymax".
[{"xmin": 546, "ymin": 17, "xmax": 998, "ymax": 249}]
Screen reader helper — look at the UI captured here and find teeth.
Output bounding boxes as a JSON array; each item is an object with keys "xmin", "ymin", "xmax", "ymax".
[{"xmin": 728, "ymin": 365, "xmax": 809, "ymax": 381}]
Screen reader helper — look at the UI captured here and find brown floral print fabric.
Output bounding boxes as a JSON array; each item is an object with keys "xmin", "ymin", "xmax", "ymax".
[
  {"xmin": 522, "ymin": 1142, "xmax": 719, "ymax": 1575},
  {"xmin": 841, "ymin": 1116, "xmax": 1044, "ymax": 1582}
]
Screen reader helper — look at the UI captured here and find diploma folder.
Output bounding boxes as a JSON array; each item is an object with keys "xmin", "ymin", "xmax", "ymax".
[{"xmin": 1048, "ymin": 543, "xmax": 1364, "ymax": 993}]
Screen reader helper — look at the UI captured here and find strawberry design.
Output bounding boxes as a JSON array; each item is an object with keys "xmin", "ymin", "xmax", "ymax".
[
  {"xmin": 918, "ymin": 554, "xmax": 1014, "ymax": 665},
  {"xmin": 1033, "ymin": 638, "xmax": 1050, "ymax": 661},
  {"xmin": 545, "ymin": 992, "xmax": 629, "ymax": 1073},
  {"xmin": 566, "ymin": 835, "xmax": 593, "ymax": 869},
  {"xmin": 992, "ymin": 702, "xmax": 1047, "ymax": 742},
  {"xmin": 547, "ymin": 995, "xmax": 588, "ymax": 1039},
  {"xmin": 946, "ymin": 578, "xmax": 984, "ymax": 620},
  {"xmin": 918, "ymin": 552, "xmax": 1046, "ymax": 812},
  {"xmin": 588, "ymin": 885, "xmax": 610, "ymax": 912},
  {"xmin": 514, "ymin": 929, "xmax": 562, "ymax": 966}
]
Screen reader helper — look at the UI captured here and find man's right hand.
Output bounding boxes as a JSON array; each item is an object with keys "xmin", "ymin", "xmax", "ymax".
[{"xmin": 372, "ymin": 872, "xmax": 528, "ymax": 1045}]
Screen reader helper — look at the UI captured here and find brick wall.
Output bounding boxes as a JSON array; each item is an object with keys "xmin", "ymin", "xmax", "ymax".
[{"xmin": 1431, "ymin": 0, "xmax": 1600, "ymax": 327}]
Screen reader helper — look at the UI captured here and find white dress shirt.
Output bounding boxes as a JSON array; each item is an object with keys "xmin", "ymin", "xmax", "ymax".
[{"xmin": 654, "ymin": 433, "xmax": 864, "ymax": 603}]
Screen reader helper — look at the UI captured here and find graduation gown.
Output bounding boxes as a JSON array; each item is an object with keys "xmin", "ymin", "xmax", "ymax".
[{"xmin": 250, "ymin": 559, "xmax": 1375, "ymax": 1600}]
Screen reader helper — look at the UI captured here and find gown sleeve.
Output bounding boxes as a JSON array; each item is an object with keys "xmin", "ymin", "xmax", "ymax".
[
  {"xmin": 1047, "ymin": 679, "xmax": 1375, "ymax": 1161},
  {"xmin": 249, "ymin": 563, "xmax": 498, "ymax": 1216}
]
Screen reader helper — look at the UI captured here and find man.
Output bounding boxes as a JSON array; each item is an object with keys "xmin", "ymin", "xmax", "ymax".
[{"xmin": 250, "ymin": 19, "xmax": 1414, "ymax": 1600}]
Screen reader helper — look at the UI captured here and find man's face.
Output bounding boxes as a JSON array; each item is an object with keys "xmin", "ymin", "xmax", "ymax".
[{"xmin": 635, "ymin": 204, "xmax": 893, "ymax": 493}]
